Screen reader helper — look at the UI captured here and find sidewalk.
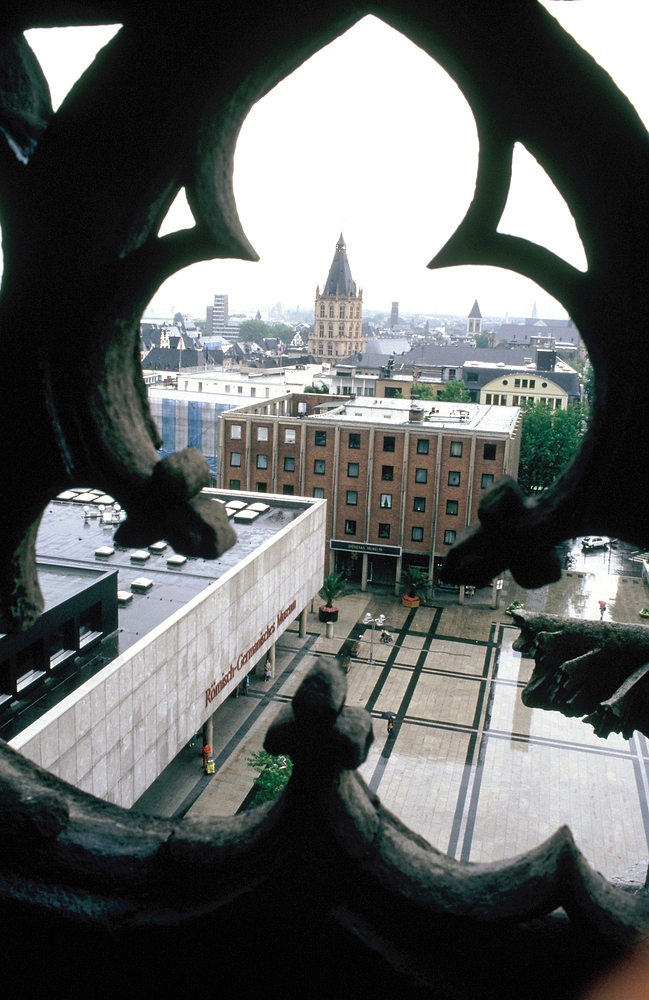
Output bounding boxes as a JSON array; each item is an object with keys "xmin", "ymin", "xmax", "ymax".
[
  {"xmin": 131, "ymin": 583, "xmax": 536, "ymax": 822},
  {"xmin": 133, "ymin": 591, "xmax": 377, "ymax": 819}
]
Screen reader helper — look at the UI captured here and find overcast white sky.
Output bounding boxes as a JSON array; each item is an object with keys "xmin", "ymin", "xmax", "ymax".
[{"xmin": 23, "ymin": 1, "xmax": 648, "ymax": 321}]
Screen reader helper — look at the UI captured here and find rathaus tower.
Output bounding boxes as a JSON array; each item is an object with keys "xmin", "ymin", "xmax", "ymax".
[{"xmin": 309, "ymin": 234, "xmax": 365, "ymax": 358}]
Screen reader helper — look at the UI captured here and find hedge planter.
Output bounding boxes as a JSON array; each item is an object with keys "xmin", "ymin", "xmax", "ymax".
[
  {"xmin": 402, "ymin": 594, "xmax": 420, "ymax": 609},
  {"xmin": 319, "ymin": 606, "xmax": 338, "ymax": 623}
]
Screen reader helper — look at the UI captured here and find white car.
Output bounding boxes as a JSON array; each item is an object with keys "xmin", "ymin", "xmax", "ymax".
[{"xmin": 581, "ymin": 536, "xmax": 610, "ymax": 551}]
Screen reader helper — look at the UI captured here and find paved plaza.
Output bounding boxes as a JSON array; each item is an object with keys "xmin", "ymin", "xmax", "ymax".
[{"xmin": 135, "ymin": 566, "xmax": 649, "ymax": 881}]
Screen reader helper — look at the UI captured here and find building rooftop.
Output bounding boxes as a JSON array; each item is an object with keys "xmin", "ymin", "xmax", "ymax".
[
  {"xmin": 462, "ymin": 358, "xmax": 576, "ymax": 373},
  {"xmin": 38, "ymin": 491, "xmax": 310, "ymax": 657},
  {"xmin": 0, "ymin": 490, "xmax": 319, "ymax": 743},
  {"xmin": 36, "ymin": 562, "xmax": 115, "ymax": 609},
  {"xmin": 311, "ymin": 398, "xmax": 520, "ymax": 434}
]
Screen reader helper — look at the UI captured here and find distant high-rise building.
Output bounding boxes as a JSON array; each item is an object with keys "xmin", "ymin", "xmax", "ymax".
[
  {"xmin": 467, "ymin": 299, "xmax": 482, "ymax": 336},
  {"xmin": 390, "ymin": 302, "xmax": 399, "ymax": 329},
  {"xmin": 206, "ymin": 294, "xmax": 228, "ymax": 339},
  {"xmin": 308, "ymin": 234, "xmax": 365, "ymax": 359}
]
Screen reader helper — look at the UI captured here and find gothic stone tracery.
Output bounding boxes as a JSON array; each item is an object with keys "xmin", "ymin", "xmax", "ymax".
[{"xmin": 0, "ymin": 1, "xmax": 648, "ymax": 995}]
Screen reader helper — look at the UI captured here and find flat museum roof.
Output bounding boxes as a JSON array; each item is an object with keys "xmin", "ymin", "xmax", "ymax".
[{"xmin": 39, "ymin": 489, "xmax": 315, "ymax": 658}]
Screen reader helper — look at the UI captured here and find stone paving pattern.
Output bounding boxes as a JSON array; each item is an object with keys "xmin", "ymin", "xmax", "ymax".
[{"xmin": 136, "ymin": 569, "xmax": 649, "ymax": 880}]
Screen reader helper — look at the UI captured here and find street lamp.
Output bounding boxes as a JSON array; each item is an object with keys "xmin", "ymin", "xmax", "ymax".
[{"xmin": 362, "ymin": 612, "xmax": 386, "ymax": 664}]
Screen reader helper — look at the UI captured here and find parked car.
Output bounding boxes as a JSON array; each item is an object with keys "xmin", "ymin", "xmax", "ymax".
[{"xmin": 581, "ymin": 536, "xmax": 610, "ymax": 551}]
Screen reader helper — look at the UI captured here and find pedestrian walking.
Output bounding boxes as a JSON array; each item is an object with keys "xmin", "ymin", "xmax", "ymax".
[
  {"xmin": 264, "ymin": 658, "xmax": 272, "ymax": 682},
  {"xmin": 387, "ymin": 717, "xmax": 394, "ymax": 738},
  {"xmin": 598, "ymin": 599, "xmax": 607, "ymax": 619},
  {"xmin": 244, "ymin": 674, "xmax": 250, "ymax": 696}
]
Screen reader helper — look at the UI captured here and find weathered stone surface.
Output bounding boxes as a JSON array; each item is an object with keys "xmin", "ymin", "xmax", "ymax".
[
  {"xmin": 512, "ymin": 611, "xmax": 649, "ymax": 739},
  {"xmin": 0, "ymin": 1, "xmax": 648, "ymax": 993}
]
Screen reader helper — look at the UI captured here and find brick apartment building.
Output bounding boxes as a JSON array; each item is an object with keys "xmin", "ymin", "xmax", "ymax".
[{"xmin": 218, "ymin": 393, "xmax": 521, "ymax": 590}]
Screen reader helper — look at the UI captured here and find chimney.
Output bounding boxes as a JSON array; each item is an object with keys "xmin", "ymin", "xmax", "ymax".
[{"xmin": 409, "ymin": 403, "xmax": 425, "ymax": 423}]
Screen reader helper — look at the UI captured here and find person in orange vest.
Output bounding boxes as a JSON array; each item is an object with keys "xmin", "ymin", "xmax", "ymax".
[{"xmin": 201, "ymin": 744, "xmax": 212, "ymax": 769}]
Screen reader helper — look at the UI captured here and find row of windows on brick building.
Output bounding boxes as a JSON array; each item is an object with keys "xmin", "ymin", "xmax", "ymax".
[
  {"xmin": 340, "ymin": 520, "xmax": 456, "ymax": 545},
  {"xmin": 229, "ymin": 425, "xmax": 499, "ymax": 462},
  {"xmin": 229, "ymin": 453, "xmax": 494, "ymax": 491}
]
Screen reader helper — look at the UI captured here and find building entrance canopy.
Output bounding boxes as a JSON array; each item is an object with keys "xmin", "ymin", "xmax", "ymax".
[{"xmin": 330, "ymin": 539, "xmax": 402, "ymax": 558}]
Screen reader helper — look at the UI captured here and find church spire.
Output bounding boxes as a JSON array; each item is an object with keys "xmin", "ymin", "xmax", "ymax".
[
  {"xmin": 309, "ymin": 234, "xmax": 364, "ymax": 361},
  {"xmin": 467, "ymin": 299, "xmax": 482, "ymax": 336},
  {"xmin": 323, "ymin": 233, "xmax": 356, "ymax": 296}
]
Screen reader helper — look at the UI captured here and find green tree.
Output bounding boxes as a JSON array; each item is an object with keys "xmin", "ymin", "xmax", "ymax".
[
  {"xmin": 319, "ymin": 570, "xmax": 353, "ymax": 609},
  {"xmin": 401, "ymin": 565, "xmax": 428, "ymax": 600},
  {"xmin": 304, "ymin": 383, "xmax": 328, "ymax": 393},
  {"xmin": 557, "ymin": 352, "xmax": 585, "ymax": 375},
  {"xmin": 246, "ymin": 750, "xmax": 293, "ymax": 807},
  {"xmin": 238, "ymin": 318, "xmax": 270, "ymax": 342},
  {"xmin": 474, "ymin": 333, "xmax": 489, "ymax": 348},
  {"xmin": 518, "ymin": 402, "xmax": 586, "ymax": 494},
  {"xmin": 411, "ymin": 382, "xmax": 437, "ymax": 400},
  {"xmin": 270, "ymin": 323, "xmax": 295, "ymax": 343},
  {"xmin": 437, "ymin": 379, "xmax": 471, "ymax": 402},
  {"xmin": 238, "ymin": 319, "xmax": 296, "ymax": 344}
]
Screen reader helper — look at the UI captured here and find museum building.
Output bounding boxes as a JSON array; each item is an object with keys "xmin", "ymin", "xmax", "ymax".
[{"xmin": 4, "ymin": 488, "xmax": 325, "ymax": 809}]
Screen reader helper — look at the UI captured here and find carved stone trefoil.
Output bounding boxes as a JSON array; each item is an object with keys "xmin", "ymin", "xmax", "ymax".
[{"xmin": 513, "ymin": 610, "xmax": 649, "ymax": 740}]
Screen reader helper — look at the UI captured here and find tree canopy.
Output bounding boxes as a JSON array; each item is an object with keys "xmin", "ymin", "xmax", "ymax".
[
  {"xmin": 411, "ymin": 382, "xmax": 438, "ymax": 400},
  {"xmin": 246, "ymin": 750, "xmax": 293, "ymax": 807},
  {"xmin": 518, "ymin": 402, "xmax": 586, "ymax": 494},
  {"xmin": 437, "ymin": 380, "xmax": 471, "ymax": 402},
  {"xmin": 237, "ymin": 319, "xmax": 295, "ymax": 343}
]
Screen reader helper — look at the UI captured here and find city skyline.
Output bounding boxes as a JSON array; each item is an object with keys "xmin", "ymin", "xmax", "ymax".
[{"xmin": 22, "ymin": 1, "xmax": 648, "ymax": 320}]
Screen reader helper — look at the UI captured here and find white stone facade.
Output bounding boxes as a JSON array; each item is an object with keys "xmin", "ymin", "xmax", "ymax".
[{"xmin": 11, "ymin": 497, "xmax": 326, "ymax": 809}]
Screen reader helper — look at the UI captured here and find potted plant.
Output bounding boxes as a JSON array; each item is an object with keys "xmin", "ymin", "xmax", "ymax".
[
  {"xmin": 338, "ymin": 638, "xmax": 360, "ymax": 672},
  {"xmin": 505, "ymin": 600, "xmax": 524, "ymax": 616},
  {"xmin": 401, "ymin": 566, "xmax": 428, "ymax": 608},
  {"xmin": 318, "ymin": 571, "xmax": 352, "ymax": 622}
]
